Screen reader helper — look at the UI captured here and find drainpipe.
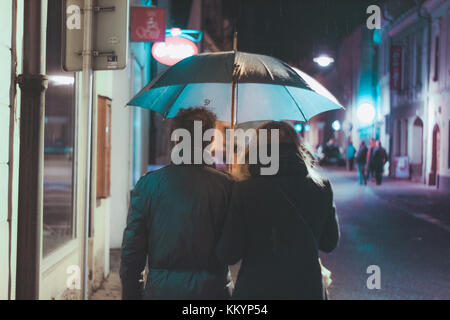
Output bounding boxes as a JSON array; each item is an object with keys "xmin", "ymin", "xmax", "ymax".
[
  {"xmin": 16, "ymin": 0, "xmax": 48, "ymax": 300},
  {"xmin": 81, "ymin": 0, "xmax": 94, "ymax": 300}
]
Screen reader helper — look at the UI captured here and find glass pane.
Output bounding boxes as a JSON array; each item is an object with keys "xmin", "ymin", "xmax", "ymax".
[{"xmin": 43, "ymin": 0, "xmax": 76, "ymax": 256}]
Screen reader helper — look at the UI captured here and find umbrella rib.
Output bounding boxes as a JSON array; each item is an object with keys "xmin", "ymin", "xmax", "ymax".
[
  {"xmin": 163, "ymin": 84, "xmax": 188, "ymax": 118},
  {"xmin": 257, "ymin": 56, "xmax": 275, "ymax": 81},
  {"xmin": 283, "ymin": 86, "xmax": 307, "ymax": 122}
]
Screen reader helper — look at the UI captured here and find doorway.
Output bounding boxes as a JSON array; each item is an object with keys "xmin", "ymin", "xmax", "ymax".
[
  {"xmin": 411, "ymin": 117, "xmax": 423, "ymax": 180},
  {"xmin": 429, "ymin": 124, "xmax": 440, "ymax": 186}
]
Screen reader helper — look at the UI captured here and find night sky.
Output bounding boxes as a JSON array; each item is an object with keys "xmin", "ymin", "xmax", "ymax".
[{"xmin": 222, "ymin": 0, "xmax": 385, "ymax": 70}]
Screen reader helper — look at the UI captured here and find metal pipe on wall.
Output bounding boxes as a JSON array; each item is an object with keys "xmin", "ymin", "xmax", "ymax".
[
  {"xmin": 81, "ymin": 0, "xmax": 95, "ymax": 301},
  {"xmin": 16, "ymin": 0, "xmax": 48, "ymax": 300}
]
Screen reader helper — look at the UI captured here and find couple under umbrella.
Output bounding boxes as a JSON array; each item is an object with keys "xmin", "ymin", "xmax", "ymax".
[{"xmin": 121, "ymin": 49, "xmax": 342, "ymax": 300}]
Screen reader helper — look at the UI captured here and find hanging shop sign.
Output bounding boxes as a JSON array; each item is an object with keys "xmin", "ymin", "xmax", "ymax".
[
  {"xmin": 390, "ymin": 46, "xmax": 402, "ymax": 90},
  {"xmin": 131, "ymin": 7, "xmax": 166, "ymax": 42},
  {"xmin": 152, "ymin": 28, "xmax": 202, "ymax": 66}
]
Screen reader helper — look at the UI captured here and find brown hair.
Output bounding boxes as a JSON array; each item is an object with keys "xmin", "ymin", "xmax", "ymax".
[
  {"xmin": 238, "ymin": 121, "xmax": 325, "ymax": 187},
  {"xmin": 172, "ymin": 107, "xmax": 217, "ymax": 149}
]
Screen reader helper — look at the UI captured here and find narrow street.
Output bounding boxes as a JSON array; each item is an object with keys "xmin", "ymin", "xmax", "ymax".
[
  {"xmin": 92, "ymin": 169, "xmax": 450, "ymax": 300},
  {"xmin": 320, "ymin": 168, "xmax": 450, "ymax": 300}
]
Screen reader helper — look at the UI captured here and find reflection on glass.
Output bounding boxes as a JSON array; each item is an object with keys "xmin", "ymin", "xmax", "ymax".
[{"xmin": 43, "ymin": 0, "xmax": 76, "ymax": 256}]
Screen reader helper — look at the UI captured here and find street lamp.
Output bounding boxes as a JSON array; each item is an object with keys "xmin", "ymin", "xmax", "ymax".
[
  {"xmin": 356, "ymin": 103, "xmax": 375, "ymax": 126},
  {"xmin": 313, "ymin": 55, "xmax": 334, "ymax": 68},
  {"xmin": 332, "ymin": 120, "xmax": 341, "ymax": 131},
  {"xmin": 294, "ymin": 123, "xmax": 303, "ymax": 132},
  {"xmin": 304, "ymin": 124, "xmax": 311, "ymax": 132}
]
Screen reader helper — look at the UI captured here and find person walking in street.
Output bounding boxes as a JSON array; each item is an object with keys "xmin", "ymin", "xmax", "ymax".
[
  {"xmin": 346, "ymin": 141, "xmax": 356, "ymax": 171},
  {"xmin": 120, "ymin": 107, "xmax": 234, "ymax": 300},
  {"xmin": 356, "ymin": 141, "xmax": 368, "ymax": 185},
  {"xmin": 216, "ymin": 121, "xmax": 339, "ymax": 300},
  {"xmin": 372, "ymin": 140, "xmax": 388, "ymax": 185},
  {"xmin": 366, "ymin": 138, "xmax": 376, "ymax": 182}
]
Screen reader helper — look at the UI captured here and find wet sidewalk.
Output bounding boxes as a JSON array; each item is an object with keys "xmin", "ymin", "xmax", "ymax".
[
  {"xmin": 324, "ymin": 167, "xmax": 450, "ymax": 231},
  {"xmin": 90, "ymin": 169, "xmax": 450, "ymax": 300}
]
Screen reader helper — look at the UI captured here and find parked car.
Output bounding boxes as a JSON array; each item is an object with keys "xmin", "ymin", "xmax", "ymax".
[{"xmin": 317, "ymin": 143, "xmax": 346, "ymax": 167}]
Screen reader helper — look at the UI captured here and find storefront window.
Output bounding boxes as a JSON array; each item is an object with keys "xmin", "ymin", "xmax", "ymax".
[{"xmin": 43, "ymin": 0, "xmax": 76, "ymax": 256}]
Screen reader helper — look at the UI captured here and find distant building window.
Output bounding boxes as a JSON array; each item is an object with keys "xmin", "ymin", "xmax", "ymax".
[
  {"xmin": 433, "ymin": 36, "xmax": 440, "ymax": 81},
  {"xmin": 415, "ymin": 32, "xmax": 422, "ymax": 87}
]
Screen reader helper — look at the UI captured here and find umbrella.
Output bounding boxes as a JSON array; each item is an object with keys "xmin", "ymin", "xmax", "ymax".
[{"xmin": 128, "ymin": 51, "xmax": 343, "ymax": 126}]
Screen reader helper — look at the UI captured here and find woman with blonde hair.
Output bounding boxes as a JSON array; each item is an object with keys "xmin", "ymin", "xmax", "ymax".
[{"xmin": 217, "ymin": 121, "xmax": 339, "ymax": 300}]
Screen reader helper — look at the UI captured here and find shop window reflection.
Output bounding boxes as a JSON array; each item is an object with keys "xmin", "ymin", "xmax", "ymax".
[{"xmin": 43, "ymin": 0, "xmax": 76, "ymax": 256}]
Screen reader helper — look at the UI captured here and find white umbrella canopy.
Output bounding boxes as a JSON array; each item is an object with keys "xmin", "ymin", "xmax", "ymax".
[
  {"xmin": 128, "ymin": 51, "xmax": 343, "ymax": 125},
  {"xmin": 291, "ymin": 67, "xmax": 342, "ymax": 109}
]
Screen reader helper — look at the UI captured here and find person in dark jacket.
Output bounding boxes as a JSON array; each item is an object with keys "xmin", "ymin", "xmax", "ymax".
[
  {"xmin": 372, "ymin": 140, "xmax": 388, "ymax": 185},
  {"xmin": 356, "ymin": 141, "xmax": 368, "ymax": 185},
  {"xmin": 366, "ymin": 138, "xmax": 376, "ymax": 182},
  {"xmin": 120, "ymin": 107, "xmax": 234, "ymax": 300},
  {"xmin": 217, "ymin": 121, "xmax": 339, "ymax": 300}
]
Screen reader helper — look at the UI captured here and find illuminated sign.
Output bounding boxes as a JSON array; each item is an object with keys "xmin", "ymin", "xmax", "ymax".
[
  {"xmin": 152, "ymin": 28, "xmax": 202, "ymax": 66},
  {"xmin": 390, "ymin": 46, "xmax": 402, "ymax": 90}
]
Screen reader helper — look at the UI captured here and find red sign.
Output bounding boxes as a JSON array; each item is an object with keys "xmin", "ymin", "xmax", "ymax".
[
  {"xmin": 390, "ymin": 46, "xmax": 402, "ymax": 90},
  {"xmin": 152, "ymin": 36, "xmax": 199, "ymax": 66},
  {"xmin": 131, "ymin": 7, "xmax": 166, "ymax": 42}
]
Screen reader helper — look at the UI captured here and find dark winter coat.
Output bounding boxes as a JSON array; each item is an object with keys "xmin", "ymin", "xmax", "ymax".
[
  {"xmin": 120, "ymin": 164, "xmax": 234, "ymax": 300},
  {"xmin": 216, "ymin": 146, "xmax": 340, "ymax": 300},
  {"xmin": 356, "ymin": 145, "xmax": 368, "ymax": 165},
  {"xmin": 372, "ymin": 146, "xmax": 388, "ymax": 169}
]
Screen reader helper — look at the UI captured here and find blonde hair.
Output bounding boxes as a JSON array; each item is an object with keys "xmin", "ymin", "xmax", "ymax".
[{"xmin": 235, "ymin": 121, "xmax": 325, "ymax": 187}]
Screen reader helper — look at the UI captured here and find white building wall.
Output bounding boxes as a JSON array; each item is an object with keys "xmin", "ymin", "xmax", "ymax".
[
  {"xmin": 109, "ymin": 66, "xmax": 134, "ymax": 249},
  {"xmin": 427, "ymin": 0, "xmax": 450, "ymax": 190},
  {"xmin": 0, "ymin": 0, "xmax": 24, "ymax": 300},
  {"xmin": 0, "ymin": 0, "xmax": 13, "ymax": 300}
]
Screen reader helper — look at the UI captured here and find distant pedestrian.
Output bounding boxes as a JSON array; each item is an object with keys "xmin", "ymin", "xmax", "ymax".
[
  {"xmin": 217, "ymin": 121, "xmax": 339, "ymax": 300},
  {"xmin": 366, "ymin": 138, "xmax": 376, "ymax": 182},
  {"xmin": 346, "ymin": 141, "xmax": 356, "ymax": 171},
  {"xmin": 356, "ymin": 141, "xmax": 368, "ymax": 185},
  {"xmin": 372, "ymin": 140, "xmax": 388, "ymax": 185}
]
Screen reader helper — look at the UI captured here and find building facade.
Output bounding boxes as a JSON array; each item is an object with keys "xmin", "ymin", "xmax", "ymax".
[
  {"xmin": 312, "ymin": 0, "xmax": 449, "ymax": 191},
  {"xmin": 1, "ymin": 0, "xmax": 154, "ymax": 300},
  {"xmin": 379, "ymin": 0, "xmax": 450, "ymax": 188}
]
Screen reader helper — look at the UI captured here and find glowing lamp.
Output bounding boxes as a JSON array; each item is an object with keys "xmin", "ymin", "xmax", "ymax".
[
  {"xmin": 313, "ymin": 55, "xmax": 334, "ymax": 68},
  {"xmin": 332, "ymin": 120, "xmax": 341, "ymax": 131},
  {"xmin": 294, "ymin": 123, "xmax": 303, "ymax": 132},
  {"xmin": 304, "ymin": 124, "xmax": 311, "ymax": 132},
  {"xmin": 170, "ymin": 28, "xmax": 182, "ymax": 37},
  {"xmin": 357, "ymin": 103, "xmax": 376, "ymax": 126}
]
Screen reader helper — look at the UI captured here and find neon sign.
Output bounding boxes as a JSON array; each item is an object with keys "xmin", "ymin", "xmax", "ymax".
[{"xmin": 152, "ymin": 28, "xmax": 202, "ymax": 66}]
